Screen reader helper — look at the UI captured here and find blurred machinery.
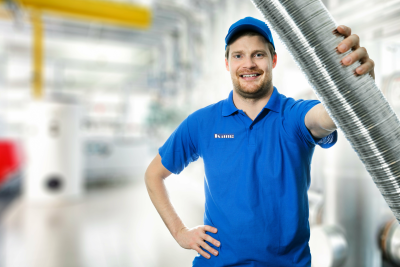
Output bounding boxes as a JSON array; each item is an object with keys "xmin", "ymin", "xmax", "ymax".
[
  {"xmin": 310, "ymin": 129, "xmax": 391, "ymax": 267},
  {"xmin": 85, "ymin": 137, "xmax": 150, "ymax": 184},
  {"xmin": 381, "ymin": 219, "xmax": 400, "ymax": 266},
  {"xmin": 0, "ymin": 139, "xmax": 22, "ymax": 186},
  {"xmin": 0, "ymin": 0, "xmax": 212, "ymax": 187},
  {"xmin": 309, "ymin": 225, "xmax": 348, "ymax": 267},
  {"xmin": 24, "ymin": 96, "xmax": 83, "ymax": 204}
]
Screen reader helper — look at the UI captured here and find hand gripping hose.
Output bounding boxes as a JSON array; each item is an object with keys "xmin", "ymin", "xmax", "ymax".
[{"xmin": 250, "ymin": 0, "xmax": 400, "ymax": 222}]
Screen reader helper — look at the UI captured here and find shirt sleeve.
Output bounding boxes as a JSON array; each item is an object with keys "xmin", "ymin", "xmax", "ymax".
[
  {"xmin": 287, "ymin": 99, "xmax": 337, "ymax": 149},
  {"xmin": 158, "ymin": 115, "xmax": 199, "ymax": 174}
]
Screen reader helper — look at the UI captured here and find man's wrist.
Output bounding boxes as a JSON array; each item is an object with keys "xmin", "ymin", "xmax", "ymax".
[{"xmin": 172, "ymin": 225, "xmax": 187, "ymax": 240}]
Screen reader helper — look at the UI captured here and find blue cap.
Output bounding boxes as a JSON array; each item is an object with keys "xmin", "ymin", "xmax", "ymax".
[{"xmin": 225, "ymin": 17, "xmax": 275, "ymax": 51}]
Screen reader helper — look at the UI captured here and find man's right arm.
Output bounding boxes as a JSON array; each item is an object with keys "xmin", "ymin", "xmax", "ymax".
[{"xmin": 144, "ymin": 153, "xmax": 220, "ymax": 259}]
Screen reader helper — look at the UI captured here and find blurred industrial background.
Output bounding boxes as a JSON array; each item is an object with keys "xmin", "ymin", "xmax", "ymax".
[{"xmin": 0, "ymin": 0, "xmax": 399, "ymax": 266}]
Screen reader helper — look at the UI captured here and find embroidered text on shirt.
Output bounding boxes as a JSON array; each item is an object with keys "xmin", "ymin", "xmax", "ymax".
[{"xmin": 214, "ymin": 134, "xmax": 234, "ymax": 138}]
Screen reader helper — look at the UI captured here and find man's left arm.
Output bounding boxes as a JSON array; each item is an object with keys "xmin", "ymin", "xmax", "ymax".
[{"xmin": 305, "ymin": 25, "xmax": 376, "ymax": 139}]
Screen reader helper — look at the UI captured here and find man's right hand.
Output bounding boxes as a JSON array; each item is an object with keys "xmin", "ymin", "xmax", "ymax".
[
  {"xmin": 145, "ymin": 155, "xmax": 219, "ymax": 259},
  {"xmin": 175, "ymin": 225, "xmax": 220, "ymax": 259}
]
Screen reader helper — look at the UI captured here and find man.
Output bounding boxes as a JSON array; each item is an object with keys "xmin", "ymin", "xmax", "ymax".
[{"xmin": 145, "ymin": 17, "xmax": 375, "ymax": 266}]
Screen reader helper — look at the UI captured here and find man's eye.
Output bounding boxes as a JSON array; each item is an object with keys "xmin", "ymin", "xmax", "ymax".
[
  {"xmin": 233, "ymin": 55, "xmax": 241, "ymax": 59},
  {"xmin": 255, "ymin": 53, "xmax": 264, "ymax": 58}
]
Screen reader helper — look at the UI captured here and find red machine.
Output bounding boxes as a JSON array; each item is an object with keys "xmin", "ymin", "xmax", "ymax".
[{"xmin": 0, "ymin": 140, "xmax": 22, "ymax": 186}]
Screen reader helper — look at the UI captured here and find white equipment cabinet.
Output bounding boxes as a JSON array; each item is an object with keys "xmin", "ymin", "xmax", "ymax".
[{"xmin": 24, "ymin": 99, "xmax": 83, "ymax": 204}]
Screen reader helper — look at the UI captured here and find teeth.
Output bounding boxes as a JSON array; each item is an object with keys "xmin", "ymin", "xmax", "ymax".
[{"xmin": 242, "ymin": 74, "xmax": 258, "ymax": 77}]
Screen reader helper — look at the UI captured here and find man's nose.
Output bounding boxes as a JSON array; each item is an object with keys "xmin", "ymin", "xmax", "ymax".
[{"xmin": 243, "ymin": 56, "xmax": 257, "ymax": 68}]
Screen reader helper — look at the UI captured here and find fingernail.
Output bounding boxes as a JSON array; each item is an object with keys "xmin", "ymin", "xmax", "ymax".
[
  {"xmin": 216, "ymin": 242, "xmax": 220, "ymax": 246},
  {"xmin": 343, "ymin": 56, "xmax": 351, "ymax": 64},
  {"xmin": 214, "ymin": 251, "xmax": 218, "ymax": 255},
  {"xmin": 357, "ymin": 66, "xmax": 363, "ymax": 73},
  {"xmin": 207, "ymin": 255, "xmax": 210, "ymax": 259},
  {"xmin": 339, "ymin": 44, "xmax": 347, "ymax": 51}
]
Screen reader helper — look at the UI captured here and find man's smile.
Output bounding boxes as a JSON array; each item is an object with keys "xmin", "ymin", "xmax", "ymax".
[{"xmin": 239, "ymin": 73, "xmax": 262, "ymax": 81}]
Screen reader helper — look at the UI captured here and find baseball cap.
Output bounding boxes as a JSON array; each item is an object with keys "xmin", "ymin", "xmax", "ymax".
[{"xmin": 225, "ymin": 17, "xmax": 275, "ymax": 51}]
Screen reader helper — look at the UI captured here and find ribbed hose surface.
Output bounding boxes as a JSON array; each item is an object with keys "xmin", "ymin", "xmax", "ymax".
[{"xmin": 250, "ymin": 0, "xmax": 400, "ymax": 222}]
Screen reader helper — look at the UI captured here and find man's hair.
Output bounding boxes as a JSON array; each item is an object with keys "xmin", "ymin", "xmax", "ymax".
[{"xmin": 225, "ymin": 31, "xmax": 276, "ymax": 61}]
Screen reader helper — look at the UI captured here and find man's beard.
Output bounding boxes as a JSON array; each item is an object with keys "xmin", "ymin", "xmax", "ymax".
[{"xmin": 232, "ymin": 70, "xmax": 273, "ymax": 100}]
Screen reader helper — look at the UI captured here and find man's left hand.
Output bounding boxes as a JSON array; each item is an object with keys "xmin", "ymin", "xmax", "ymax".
[{"xmin": 336, "ymin": 25, "xmax": 375, "ymax": 80}]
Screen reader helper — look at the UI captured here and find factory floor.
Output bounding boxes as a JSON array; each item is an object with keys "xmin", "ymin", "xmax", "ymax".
[
  {"xmin": 1, "ymin": 163, "xmax": 396, "ymax": 267},
  {"xmin": 0, "ymin": 162, "xmax": 206, "ymax": 267}
]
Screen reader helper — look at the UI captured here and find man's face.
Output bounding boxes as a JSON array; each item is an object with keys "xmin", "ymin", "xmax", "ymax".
[{"xmin": 225, "ymin": 35, "xmax": 277, "ymax": 99}]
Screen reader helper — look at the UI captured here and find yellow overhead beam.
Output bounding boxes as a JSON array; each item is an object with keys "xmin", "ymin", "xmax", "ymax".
[
  {"xmin": 31, "ymin": 10, "xmax": 43, "ymax": 99},
  {"xmin": 2, "ymin": 0, "xmax": 151, "ymax": 29}
]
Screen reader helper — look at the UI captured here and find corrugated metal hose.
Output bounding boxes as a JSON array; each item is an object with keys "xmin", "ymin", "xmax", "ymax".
[{"xmin": 250, "ymin": 0, "xmax": 400, "ymax": 222}]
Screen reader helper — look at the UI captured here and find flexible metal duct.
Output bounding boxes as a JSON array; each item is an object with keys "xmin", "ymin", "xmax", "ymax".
[{"xmin": 250, "ymin": 0, "xmax": 400, "ymax": 222}]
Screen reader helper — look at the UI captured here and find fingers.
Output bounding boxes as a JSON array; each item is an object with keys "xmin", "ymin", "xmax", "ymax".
[
  {"xmin": 340, "ymin": 46, "xmax": 375, "ymax": 77},
  {"xmin": 184, "ymin": 225, "xmax": 220, "ymax": 260},
  {"xmin": 198, "ymin": 226, "xmax": 220, "ymax": 259},
  {"xmin": 355, "ymin": 58, "xmax": 375, "ymax": 77},
  {"xmin": 341, "ymin": 46, "xmax": 367, "ymax": 66},
  {"xmin": 336, "ymin": 25, "xmax": 351, "ymax": 37},
  {"xmin": 203, "ymin": 233, "xmax": 221, "ymax": 248},
  {"xmin": 194, "ymin": 245, "xmax": 211, "ymax": 259},
  {"xmin": 200, "ymin": 241, "xmax": 219, "ymax": 257},
  {"xmin": 335, "ymin": 27, "xmax": 375, "ymax": 79},
  {"xmin": 337, "ymin": 34, "xmax": 360, "ymax": 53},
  {"xmin": 204, "ymin": 225, "xmax": 218, "ymax": 234}
]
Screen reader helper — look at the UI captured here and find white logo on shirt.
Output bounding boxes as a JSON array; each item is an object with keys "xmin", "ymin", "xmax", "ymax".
[{"xmin": 214, "ymin": 134, "xmax": 234, "ymax": 138}]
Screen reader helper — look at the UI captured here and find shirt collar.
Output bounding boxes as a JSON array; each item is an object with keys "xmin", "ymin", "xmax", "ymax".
[
  {"xmin": 222, "ymin": 87, "xmax": 281, "ymax": 117},
  {"xmin": 264, "ymin": 86, "xmax": 280, "ymax": 113},
  {"xmin": 222, "ymin": 90, "xmax": 239, "ymax": 116}
]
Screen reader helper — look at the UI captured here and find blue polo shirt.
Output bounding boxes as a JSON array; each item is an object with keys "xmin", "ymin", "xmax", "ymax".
[{"xmin": 159, "ymin": 87, "xmax": 337, "ymax": 267}]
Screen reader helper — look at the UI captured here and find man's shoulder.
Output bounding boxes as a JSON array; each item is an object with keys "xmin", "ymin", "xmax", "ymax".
[
  {"xmin": 278, "ymin": 93, "xmax": 319, "ymax": 113},
  {"xmin": 188, "ymin": 99, "xmax": 224, "ymax": 121}
]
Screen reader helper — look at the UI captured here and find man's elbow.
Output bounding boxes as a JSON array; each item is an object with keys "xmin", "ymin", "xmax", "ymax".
[
  {"xmin": 310, "ymin": 127, "xmax": 335, "ymax": 139},
  {"xmin": 144, "ymin": 154, "xmax": 171, "ymax": 186},
  {"xmin": 308, "ymin": 104, "xmax": 337, "ymax": 137},
  {"xmin": 144, "ymin": 165, "xmax": 152, "ymax": 184}
]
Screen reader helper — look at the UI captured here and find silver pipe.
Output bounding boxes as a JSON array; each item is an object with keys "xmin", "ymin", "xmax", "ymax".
[
  {"xmin": 309, "ymin": 225, "xmax": 348, "ymax": 267},
  {"xmin": 381, "ymin": 219, "xmax": 400, "ymax": 265},
  {"xmin": 308, "ymin": 190, "xmax": 323, "ymax": 226},
  {"xmin": 250, "ymin": 0, "xmax": 400, "ymax": 222}
]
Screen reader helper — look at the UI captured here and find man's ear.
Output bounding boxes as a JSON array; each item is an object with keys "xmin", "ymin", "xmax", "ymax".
[
  {"xmin": 225, "ymin": 57, "xmax": 229, "ymax": 71},
  {"xmin": 272, "ymin": 54, "xmax": 277, "ymax": 69}
]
